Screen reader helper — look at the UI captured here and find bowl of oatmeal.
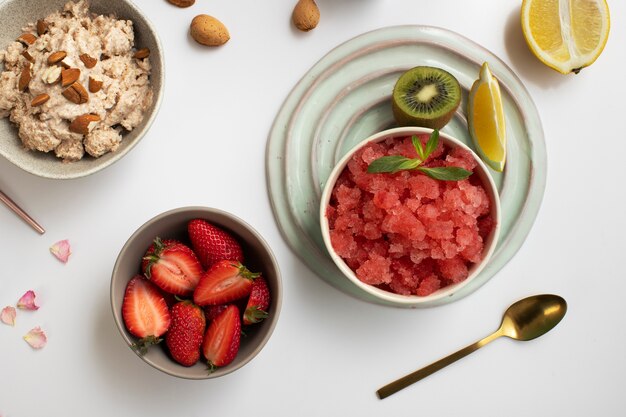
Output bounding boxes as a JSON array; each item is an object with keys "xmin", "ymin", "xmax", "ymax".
[
  {"xmin": 320, "ymin": 127, "xmax": 501, "ymax": 307},
  {"xmin": 0, "ymin": 0, "xmax": 163, "ymax": 179}
]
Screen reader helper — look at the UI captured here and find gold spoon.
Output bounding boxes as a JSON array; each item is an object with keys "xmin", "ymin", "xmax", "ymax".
[{"xmin": 377, "ymin": 294, "xmax": 567, "ymax": 399}]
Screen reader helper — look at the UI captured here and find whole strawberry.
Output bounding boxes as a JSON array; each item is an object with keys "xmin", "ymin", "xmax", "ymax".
[
  {"xmin": 142, "ymin": 237, "xmax": 203, "ymax": 296},
  {"xmin": 188, "ymin": 219, "xmax": 244, "ymax": 269},
  {"xmin": 243, "ymin": 276, "xmax": 270, "ymax": 325},
  {"xmin": 202, "ymin": 304, "xmax": 241, "ymax": 372},
  {"xmin": 166, "ymin": 301, "xmax": 206, "ymax": 367}
]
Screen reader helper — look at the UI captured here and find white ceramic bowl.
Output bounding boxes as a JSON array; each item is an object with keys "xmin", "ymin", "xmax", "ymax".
[{"xmin": 320, "ymin": 127, "xmax": 501, "ymax": 307}]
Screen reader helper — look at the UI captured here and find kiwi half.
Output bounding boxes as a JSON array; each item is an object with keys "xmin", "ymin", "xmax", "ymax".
[{"xmin": 392, "ymin": 66, "xmax": 461, "ymax": 129}]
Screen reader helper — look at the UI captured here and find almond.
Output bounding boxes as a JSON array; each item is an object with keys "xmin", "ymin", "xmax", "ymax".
[
  {"xmin": 36, "ymin": 20, "xmax": 49, "ymax": 36},
  {"xmin": 47, "ymin": 51, "xmax": 67, "ymax": 65},
  {"xmin": 292, "ymin": 0, "xmax": 320, "ymax": 32},
  {"xmin": 18, "ymin": 64, "xmax": 31, "ymax": 91},
  {"xmin": 190, "ymin": 15, "xmax": 230, "ymax": 46},
  {"xmin": 167, "ymin": 0, "xmax": 195, "ymax": 7},
  {"xmin": 31, "ymin": 93, "xmax": 50, "ymax": 107},
  {"xmin": 21, "ymin": 50, "xmax": 34, "ymax": 62},
  {"xmin": 79, "ymin": 53, "xmax": 97, "ymax": 69},
  {"xmin": 42, "ymin": 66, "xmax": 62, "ymax": 84},
  {"xmin": 17, "ymin": 33, "xmax": 37, "ymax": 46},
  {"xmin": 61, "ymin": 68, "xmax": 81, "ymax": 87},
  {"xmin": 62, "ymin": 82, "xmax": 89, "ymax": 104},
  {"xmin": 88, "ymin": 76, "xmax": 103, "ymax": 93},
  {"xmin": 133, "ymin": 48, "xmax": 150, "ymax": 59},
  {"xmin": 69, "ymin": 114, "xmax": 100, "ymax": 135}
]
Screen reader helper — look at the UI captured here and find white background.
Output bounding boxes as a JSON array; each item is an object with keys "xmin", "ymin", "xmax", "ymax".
[{"xmin": 1, "ymin": 0, "xmax": 625, "ymax": 416}]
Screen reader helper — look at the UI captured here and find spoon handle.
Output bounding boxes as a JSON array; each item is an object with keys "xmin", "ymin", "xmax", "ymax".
[{"xmin": 377, "ymin": 330, "xmax": 502, "ymax": 399}]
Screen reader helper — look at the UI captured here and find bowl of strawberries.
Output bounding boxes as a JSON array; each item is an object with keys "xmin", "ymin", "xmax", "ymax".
[{"xmin": 110, "ymin": 206, "xmax": 282, "ymax": 379}]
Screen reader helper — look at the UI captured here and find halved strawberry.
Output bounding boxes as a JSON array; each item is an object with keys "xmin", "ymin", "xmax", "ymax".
[
  {"xmin": 243, "ymin": 276, "xmax": 270, "ymax": 325},
  {"xmin": 142, "ymin": 237, "xmax": 203, "ymax": 296},
  {"xmin": 166, "ymin": 301, "xmax": 206, "ymax": 367},
  {"xmin": 140, "ymin": 238, "xmax": 181, "ymax": 273},
  {"xmin": 122, "ymin": 275, "xmax": 171, "ymax": 354},
  {"xmin": 193, "ymin": 260, "xmax": 260, "ymax": 306},
  {"xmin": 188, "ymin": 219, "xmax": 244, "ymax": 269},
  {"xmin": 202, "ymin": 304, "xmax": 241, "ymax": 372},
  {"xmin": 204, "ymin": 304, "xmax": 229, "ymax": 322}
]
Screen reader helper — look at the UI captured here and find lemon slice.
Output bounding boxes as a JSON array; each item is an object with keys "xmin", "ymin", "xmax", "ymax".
[
  {"xmin": 468, "ymin": 62, "xmax": 506, "ymax": 172},
  {"xmin": 521, "ymin": 0, "xmax": 610, "ymax": 74}
]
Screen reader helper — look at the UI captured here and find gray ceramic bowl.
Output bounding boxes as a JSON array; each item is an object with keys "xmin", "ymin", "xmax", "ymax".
[
  {"xmin": 111, "ymin": 207, "xmax": 282, "ymax": 379},
  {"xmin": 0, "ymin": 0, "xmax": 164, "ymax": 179}
]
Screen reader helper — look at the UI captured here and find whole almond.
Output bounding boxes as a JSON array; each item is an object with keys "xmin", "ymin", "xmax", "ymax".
[
  {"xmin": 42, "ymin": 66, "xmax": 62, "ymax": 84},
  {"xmin": 69, "ymin": 114, "xmax": 100, "ymax": 135},
  {"xmin": 21, "ymin": 50, "xmax": 34, "ymax": 63},
  {"xmin": 167, "ymin": 0, "xmax": 195, "ymax": 7},
  {"xmin": 190, "ymin": 15, "xmax": 230, "ymax": 46},
  {"xmin": 61, "ymin": 68, "xmax": 81, "ymax": 87},
  {"xmin": 47, "ymin": 51, "xmax": 67, "ymax": 65},
  {"xmin": 17, "ymin": 33, "xmax": 37, "ymax": 46},
  {"xmin": 31, "ymin": 93, "xmax": 50, "ymax": 107},
  {"xmin": 18, "ymin": 65, "xmax": 31, "ymax": 91},
  {"xmin": 62, "ymin": 82, "xmax": 89, "ymax": 104},
  {"xmin": 292, "ymin": 0, "xmax": 320, "ymax": 32},
  {"xmin": 79, "ymin": 53, "xmax": 97, "ymax": 69},
  {"xmin": 88, "ymin": 76, "xmax": 103, "ymax": 93},
  {"xmin": 36, "ymin": 20, "xmax": 49, "ymax": 36},
  {"xmin": 133, "ymin": 48, "xmax": 150, "ymax": 59}
]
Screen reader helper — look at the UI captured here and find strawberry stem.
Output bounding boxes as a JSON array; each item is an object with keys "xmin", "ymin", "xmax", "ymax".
[{"xmin": 131, "ymin": 335, "xmax": 162, "ymax": 356}]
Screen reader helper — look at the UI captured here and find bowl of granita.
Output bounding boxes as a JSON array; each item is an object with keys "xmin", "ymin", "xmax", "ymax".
[{"xmin": 320, "ymin": 127, "xmax": 501, "ymax": 307}]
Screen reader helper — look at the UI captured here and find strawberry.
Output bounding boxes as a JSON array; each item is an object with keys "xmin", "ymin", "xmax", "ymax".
[
  {"xmin": 193, "ymin": 260, "xmax": 260, "ymax": 306},
  {"xmin": 140, "ymin": 238, "xmax": 181, "ymax": 272},
  {"xmin": 202, "ymin": 304, "xmax": 241, "ymax": 372},
  {"xmin": 188, "ymin": 219, "xmax": 244, "ymax": 269},
  {"xmin": 122, "ymin": 275, "xmax": 171, "ymax": 355},
  {"xmin": 243, "ymin": 276, "xmax": 270, "ymax": 325},
  {"xmin": 142, "ymin": 237, "xmax": 203, "ymax": 296},
  {"xmin": 204, "ymin": 304, "xmax": 229, "ymax": 322},
  {"xmin": 165, "ymin": 301, "xmax": 206, "ymax": 367}
]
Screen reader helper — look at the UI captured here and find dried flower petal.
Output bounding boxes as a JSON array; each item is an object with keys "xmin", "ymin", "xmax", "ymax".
[
  {"xmin": 1, "ymin": 306, "xmax": 16, "ymax": 326},
  {"xmin": 50, "ymin": 239, "xmax": 71, "ymax": 263},
  {"xmin": 17, "ymin": 290, "xmax": 39, "ymax": 310},
  {"xmin": 24, "ymin": 326, "xmax": 47, "ymax": 349}
]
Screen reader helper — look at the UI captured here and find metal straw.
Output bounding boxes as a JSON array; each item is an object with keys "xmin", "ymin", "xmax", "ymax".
[{"xmin": 0, "ymin": 189, "xmax": 45, "ymax": 234}]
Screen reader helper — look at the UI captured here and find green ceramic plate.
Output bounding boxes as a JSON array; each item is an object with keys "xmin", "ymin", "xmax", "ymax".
[{"xmin": 266, "ymin": 26, "xmax": 546, "ymax": 307}]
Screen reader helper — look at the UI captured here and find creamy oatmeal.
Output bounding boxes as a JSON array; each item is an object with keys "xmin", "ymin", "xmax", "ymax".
[{"xmin": 0, "ymin": 0, "xmax": 153, "ymax": 162}]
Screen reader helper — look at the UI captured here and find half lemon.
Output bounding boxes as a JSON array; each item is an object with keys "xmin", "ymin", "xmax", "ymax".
[
  {"xmin": 468, "ymin": 62, "xmax": 506, "ymax": 172},
  {"xmin": 521, "ymin": 0, "xmax": 610, "ymax": 74}
]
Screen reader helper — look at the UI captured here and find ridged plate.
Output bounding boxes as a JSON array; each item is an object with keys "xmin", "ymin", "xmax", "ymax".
[{"xmin": 266, "ymin": 26, "xmax": 546, "ymax": 307}]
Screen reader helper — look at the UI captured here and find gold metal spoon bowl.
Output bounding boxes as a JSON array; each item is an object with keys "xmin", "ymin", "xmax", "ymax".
[{"xmin": 377, "ymin": 294, "xmax": 567, "ymax": 399}]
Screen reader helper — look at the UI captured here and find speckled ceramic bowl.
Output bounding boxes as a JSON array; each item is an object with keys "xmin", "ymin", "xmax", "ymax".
[
  {"xmin": 111, "ymin": 207, "xmax": 282, "ymax": 379},
  {"xmin": 0, "ymin": 0, "xmax": 164, "ymax": 179},
  {"xmin": 320, "ymin": 127, "xmax": 501, "ymax": 307}
]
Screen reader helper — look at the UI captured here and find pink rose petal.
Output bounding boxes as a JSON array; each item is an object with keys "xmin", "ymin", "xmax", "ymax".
[
  {"xmin": 24, "ymin": 326, "xmax": 47, "ymax": 349},
  {"xmin": 17, "ymin": 290, "xmax": 39, "ymax": 310},
  {"xmin": 50, "ymin": 239, "xmax": 71, "ymax": 263},
  {"xmin": 1, "ymin": 306, "xmax": 16, "ymax": 326}
]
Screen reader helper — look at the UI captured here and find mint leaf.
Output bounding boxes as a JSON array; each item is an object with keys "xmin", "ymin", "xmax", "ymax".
[
  {"xmin": 367, "ymin": 156, "xmax": 421, "ymax": 173},
  {"xmin": 424, "ymin": 129, "xmax": 439, "ymax": 160},
  {"xmin": 418, "ymin": 166, "xmax": 472, "ymax": 181},
  {"xmin": 412, "ymin": 135, "xmax": 426, "ymax": 160}
]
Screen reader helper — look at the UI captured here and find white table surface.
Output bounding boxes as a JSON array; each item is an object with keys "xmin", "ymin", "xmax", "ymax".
[{"xmin": 1, "ymin": 0, "xmax": 625, "ymax": 415}]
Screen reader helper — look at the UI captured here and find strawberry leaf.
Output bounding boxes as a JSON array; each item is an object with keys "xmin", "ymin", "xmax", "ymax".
[
  {"xmin": 367, "ymin": 156, "xmax": 421, "ymax": 173},
  {"xmin": 418, "ymin": 166, "xmax": 472, "ymax": 181}
]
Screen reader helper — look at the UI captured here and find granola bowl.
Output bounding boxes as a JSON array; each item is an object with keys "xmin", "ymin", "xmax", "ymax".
[
  {"xmin": 320, "ymin": 127, "xmax": 501, "ymax": 308},
  {"xmin": 0, "ymin": 0, "xmax": 163, "ymax": 179}
]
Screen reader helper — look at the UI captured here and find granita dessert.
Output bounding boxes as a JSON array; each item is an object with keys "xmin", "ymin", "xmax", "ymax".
[{"xmin": 325, "ymin": 133, "xmax": 494, "ymax": 296}]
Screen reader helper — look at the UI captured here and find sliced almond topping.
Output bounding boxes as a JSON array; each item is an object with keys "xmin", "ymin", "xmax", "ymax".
[
  {"xmin": 79, "ymin": 53, "xmax": 97, "ymax": 69},
  {"xmin": 31, "ymin": 93, "xmax": 50, "ymax": 107},
  {"xmin": 18, "ymin": 64, "xmax": 31, "ymax": 91},
  {"xmin": 42, "ymin": 66, "xmax": 62, "ymax": 84},
  {"xmin": 21, "ymin": 50, "xmax": 34, "ymax": 62},
  {"xmin": 62, "ymin": 82, "xmax": 89, "ymax": 104},
  {"xmin": 17, "ymin": 33, "xmax": 37, "ymax": 46},
  {"xmin": 88, "ymin": 76, "xmax": 103, "ymax": 93},
  {"xmin": 61, "ymin": 68, "xmax": 81, "ymax": 87},
  {"xmin": 36, "ymin": 19, "xmax": 49, "ymax": 36},
  {"xmin": 47, "ymin": 51, "xmax": 67, "ymax": 65},
  {"xmin": 69, "ymin": 114, "xmax": 100, "ymax": 135},
  {"xmin": 133, "ymin": 48, "xmax": 150, "ymax": 59}
]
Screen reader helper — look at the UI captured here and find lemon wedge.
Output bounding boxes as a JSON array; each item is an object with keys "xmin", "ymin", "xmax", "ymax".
[
  {"xmin": 468, "ymin": 62, "xmax": 506, "ymax": 172},
  {"xmin": 521, "ymin": 0, "xmax": 610, "ymax": 74}
]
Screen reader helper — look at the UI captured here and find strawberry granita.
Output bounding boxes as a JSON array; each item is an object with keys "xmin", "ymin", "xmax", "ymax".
[{"xmin": 326, "ymin": 134, "xmax": 495, "ymax": 296}]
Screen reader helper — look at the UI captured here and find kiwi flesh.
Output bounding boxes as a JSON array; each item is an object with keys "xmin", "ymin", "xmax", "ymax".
[{"xmin": 392, "ymin": 66, "xmax": 461, "ymax": 129}]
